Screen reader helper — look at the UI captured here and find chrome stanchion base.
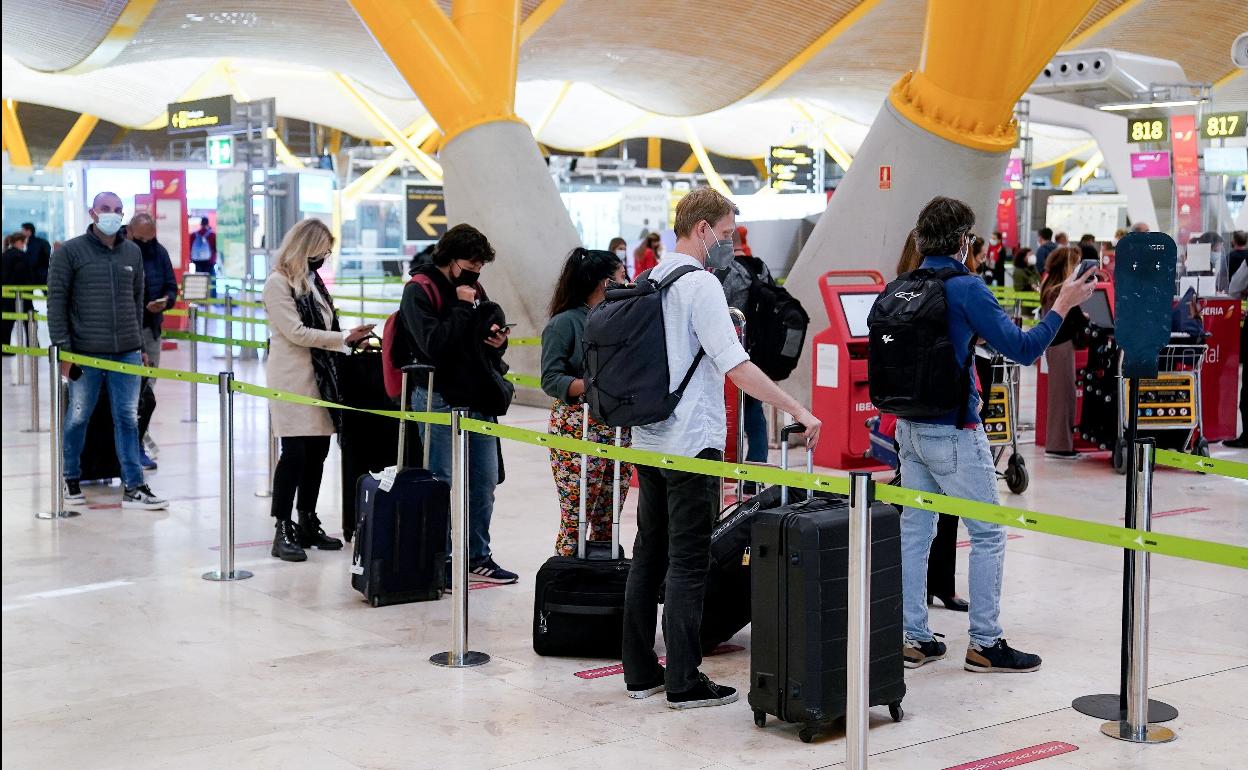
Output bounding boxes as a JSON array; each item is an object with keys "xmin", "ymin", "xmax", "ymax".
[
  {"xmin": 1100, "ymin": 721, "xmax": 1177, "ymax": 744},
  {"xmin": 21, "ymin": 428, "xmax": 48, "ymax": 433},
  {"xmin": 254, "ymin": 490, "xmax": 272, "ymax": 498},
  {"xmin": 202, "ymin": 569, "xmax": 254, "ymax": 581},
  {"xmin": 1073, "ymin": 694, "xmax": 1178, "ymax": 722},
  {"xmin": 35, "ymin": 510, "xmax": 81, "ymax": 520},
  {"xmin": 429, "ymin": 651, "xmax": 490, "ymax": 668}
]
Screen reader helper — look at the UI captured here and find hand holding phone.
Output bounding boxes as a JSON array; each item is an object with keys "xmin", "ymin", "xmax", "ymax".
[{"xmin": 1075, "ymin": 259, "xmax": 1100, "ymax": 281}]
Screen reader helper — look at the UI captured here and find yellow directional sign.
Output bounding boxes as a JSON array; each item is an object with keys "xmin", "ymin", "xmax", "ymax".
[{"xmin": 406, "ymin": 186, "xmax": 447, "ymax": 240}]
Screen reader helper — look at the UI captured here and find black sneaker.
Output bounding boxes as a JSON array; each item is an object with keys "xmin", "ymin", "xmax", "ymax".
[
  {"xmin": 121, "ymin": 484, "xmax": 168, "ymax": 510},
  {"xmin": 965, "ymin": 638, "xmax": 1042, "ymax": 673},
  {"xmin": 666, "ymin": 673, "xmax": 738, "ymax": 709},
  {"xmin": 469, "ymin": 558, "xmax": 518, "ymax": 584},
  {"xmin": 64, "ymin": 479, "xmax": 85, "ymax": 506},
  {"xmin": 903, "ymin": 633, "xmax": 947, "ymax": 669},
  {"xmin": 626, "ymin": 669, "xmax": 666, "ymax": 700},
  {"xmin": 1045, "ymin": 450, "xmax": 1078, "ymax": 459}
]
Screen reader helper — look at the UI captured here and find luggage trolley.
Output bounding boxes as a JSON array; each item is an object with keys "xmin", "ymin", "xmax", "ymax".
[
  {"xmin": 983, "ymin": 355, "xmax": 1029, "ymax": 494},
  {"xmin": 1110, "ymin": 341, "xmax": 1210, "ymax": 474}
]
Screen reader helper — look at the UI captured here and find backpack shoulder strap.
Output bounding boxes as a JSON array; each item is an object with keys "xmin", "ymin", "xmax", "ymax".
[
  {"xmin": 656, "ymin": 264, "xmax": 703, "ymax": 290},
  {"xmin": 410, "ymin": 273, "xmax": 442, "ymax": 314},
  {"xmin": 931, "ymin": 267, "xmax": 966, "ymax": 282}
]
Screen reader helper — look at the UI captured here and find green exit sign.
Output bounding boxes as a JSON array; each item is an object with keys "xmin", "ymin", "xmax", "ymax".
[{"xmin": 206, "ymin": 134, "xmax": 234, "ymax": 168}]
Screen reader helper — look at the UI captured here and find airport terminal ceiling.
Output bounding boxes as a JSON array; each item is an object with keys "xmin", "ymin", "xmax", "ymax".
[{"xmin": 1, "ymin": 0, "xmax": 1246, "ymax": 160}]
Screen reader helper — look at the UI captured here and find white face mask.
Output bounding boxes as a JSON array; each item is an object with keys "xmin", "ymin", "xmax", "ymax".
[
  {"xmin": 614, "ymin": 248, "xmax": 626, "ymax": 258},
  {"xmin": 1026, "ymin": 255, "xmax": 1037, "ymax": 267},
  {"xmin": 94, "ymin": 211, "xmax": 123, "ymax": 236}
]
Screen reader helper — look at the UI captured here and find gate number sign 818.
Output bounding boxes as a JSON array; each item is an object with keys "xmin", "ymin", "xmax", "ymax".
[{"xmin": 1129, "ymin": 119, "xmax": 1166, "ymax": 143}]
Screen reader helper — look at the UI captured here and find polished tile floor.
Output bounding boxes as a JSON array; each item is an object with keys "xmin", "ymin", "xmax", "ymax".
[{"xmin": 2, "ymin": 348, "xmax": 1245, "ymax": 770}]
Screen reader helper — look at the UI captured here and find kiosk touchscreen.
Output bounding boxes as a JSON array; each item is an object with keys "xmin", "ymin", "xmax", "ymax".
[{"xmin": 838, "ymin": 293, "xmax": 875, "ymax": 339}]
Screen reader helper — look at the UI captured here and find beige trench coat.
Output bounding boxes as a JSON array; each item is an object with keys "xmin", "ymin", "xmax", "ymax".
[{"xmin": 263, "ymin": 272, "xmax": 346, "ymax": 437}]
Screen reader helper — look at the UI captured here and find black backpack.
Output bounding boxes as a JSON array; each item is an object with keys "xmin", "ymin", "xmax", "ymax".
[
  {"xmin": 740, "ymin": 261, "xmax": 809, "ymax": 381},
  {"xmin": 584, "ymin": 265, "xmax": 705, "ymax": 427},
  {"xmin": 866, "ymin": 268, "xmax": 974, "ymax": 421}
]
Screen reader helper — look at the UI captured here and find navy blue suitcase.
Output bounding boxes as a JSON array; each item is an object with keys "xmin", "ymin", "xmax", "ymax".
[{"xmin": 350, "ymin": 468, "xmax": 449, "ymax": 607}]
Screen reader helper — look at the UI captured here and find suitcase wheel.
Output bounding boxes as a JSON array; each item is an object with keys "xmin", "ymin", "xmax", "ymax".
[
  {"xmin": 370, "ymin": 596, "xmax": 381, "ymax": 608},
  {"xmin": 889, "ymin": 701, "xmax": 904, "ymax": 722},
  {"xmin": 753, "ymin": 710, "xmax": 766, "ymax": 728},
  {"xmin": 798, "ymin": 726, "xmax": 817, "ymax": 744}
]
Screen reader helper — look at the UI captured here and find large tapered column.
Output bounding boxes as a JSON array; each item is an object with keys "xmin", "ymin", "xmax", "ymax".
[{"xmin": 784, "ymin": 0, "xmax": 1099, "ymax": 404}]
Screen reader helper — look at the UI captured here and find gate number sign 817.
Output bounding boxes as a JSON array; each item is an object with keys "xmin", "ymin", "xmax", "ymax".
[
  {"xmin": 1200, "ymin": 112, "xmax": 1246, "ymax": 139},
  {"xmin": 1129, "ymin": 119, "xmax": 1166, "ymax": 143}
]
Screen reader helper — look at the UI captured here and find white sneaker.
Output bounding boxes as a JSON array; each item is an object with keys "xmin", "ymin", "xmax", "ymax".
[
  {"xmin": 122, "ymin": 484, "xmax": 168, "ymax": 510},
  {"xmin": 142, "ymin": 432, "xmax": 159, "ymax": 458},
  {"xmin": 64, "ymin": 479, "xmax": 86, "ymax": 506}
]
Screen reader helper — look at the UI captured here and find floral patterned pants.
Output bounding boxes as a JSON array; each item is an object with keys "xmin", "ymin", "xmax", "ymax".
[{"xmin": 548, "ymin": 399, "xmax": 632, "ymax": 557}]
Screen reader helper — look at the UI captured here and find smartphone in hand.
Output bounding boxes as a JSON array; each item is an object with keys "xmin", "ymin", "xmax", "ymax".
[{"xmin": 1075, "ymin": 259, "xmax": 1100, "ymax": 280}]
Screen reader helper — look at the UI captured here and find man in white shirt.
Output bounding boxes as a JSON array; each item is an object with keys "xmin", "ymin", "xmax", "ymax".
[{"xmin": 623, "ymin": 187, "xmax": 823, "ymax": 709}]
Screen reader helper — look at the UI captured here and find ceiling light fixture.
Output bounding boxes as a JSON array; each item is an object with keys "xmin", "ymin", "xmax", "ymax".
[{"xmin": 1097, "ymin": 99, "xmax": 1202, "ymax": 112}]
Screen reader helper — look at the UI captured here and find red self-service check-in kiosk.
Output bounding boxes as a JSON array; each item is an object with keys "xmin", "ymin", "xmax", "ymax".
[{"xmin": 811, "ymin": 270, "xmax": 890, "ymax": 471}]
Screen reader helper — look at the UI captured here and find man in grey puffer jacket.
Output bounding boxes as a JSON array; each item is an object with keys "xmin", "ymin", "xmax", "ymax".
[{"xmin": 47, "ymin": 191, "xmax": 167, "ymax": 510}]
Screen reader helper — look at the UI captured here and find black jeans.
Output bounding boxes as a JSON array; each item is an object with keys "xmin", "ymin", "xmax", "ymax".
[
  {"xmin": 622, "ymin": 448, "xmax": 721, "ymax": 693},
  {"xmin": 926, "ymin": 513, "xmax": 960, "ymax": 598},
  {"xmin": 271, "ymin": 436, "xmax": 331, "ymax": 521}
]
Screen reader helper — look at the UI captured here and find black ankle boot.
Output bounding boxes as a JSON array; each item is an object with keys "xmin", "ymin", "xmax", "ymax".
[
  {"xmin": 297, "ymin": 510, "xmax": 343, "ymax": 550},
  {"xmin": 272, "ymin": 519, "xmax": 307, "ymax": 562}
]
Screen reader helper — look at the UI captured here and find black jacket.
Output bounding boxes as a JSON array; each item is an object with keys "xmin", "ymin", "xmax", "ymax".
[
  {"xmin": 26, "ymin": 235, "xmax": 51, "ymax": 283},
  {"xmin": 138, "ymin": 237, "xmax": 178, "ymax": 335},
  {"xmin": 2, "ymin": 246, "xmax": 32, "ymax": 288},
  {"xmin": 47, "ymin": 226, "xmax": 145, "ymax": 355},
  {"xmin": 398, "ymin": 264, "xmax": 510, "ymax": 410}
]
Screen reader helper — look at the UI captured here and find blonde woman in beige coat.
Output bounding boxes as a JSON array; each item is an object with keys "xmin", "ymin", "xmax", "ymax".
[{"xmin": 263, "ymin": 219, "xmax": 374, "ymax": 562}]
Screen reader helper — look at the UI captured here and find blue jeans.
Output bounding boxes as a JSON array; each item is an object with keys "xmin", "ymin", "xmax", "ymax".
[
  {"xmin": 896, "ymin": 420, "xmax": 1005, "ymax": 647},
  {"xmin": 743, "ymin": 395, "xmax": 768, "ymax": 463},
  {"xmin": 63, "ymin": 351, "xmax": 144, "ymax": 489},
  {"xmin": 413, "ymin": 386, "xmax": 499, "ymax": 565}
]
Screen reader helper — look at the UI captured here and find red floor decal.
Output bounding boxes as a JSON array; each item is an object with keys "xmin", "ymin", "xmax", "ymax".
[
  {"xmin": 574, "ymin": 644, "xmax": 746, "ymax": 679},
  {"xmin": 1147, "ymin": 506, "xmax": 1209, "ymax": 520},
  {"xmin": 956, "ymin": 534, "xmax": 1024, "ymax": 548},
  {"xmin": 943, "ymin": 741, "xmax": 1077, "ymax": 770}
]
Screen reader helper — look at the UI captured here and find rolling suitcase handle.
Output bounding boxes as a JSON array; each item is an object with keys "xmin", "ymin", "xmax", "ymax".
[
  {"xmin": 779, "ymin": 423, "xmax": 814, "ymax": 507},
  {"xmin": 728, "ymin": 307, "xmax": 748, "ymax": 503},
  {"xmin": 397, "ymin": 363, "xmax": 436, "ymax": 469},
  {"xmin": 577, "ymin": 401, "xmax": 621, "ymax": 560}
]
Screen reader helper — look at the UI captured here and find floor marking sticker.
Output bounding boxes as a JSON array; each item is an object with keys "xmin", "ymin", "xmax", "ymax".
[
  {"xmin": 574, "ymin": 644, "xmax": 745, "ymax": 679},
  {"xmin": 1148, "ymin": 506, "xmax": 1209, "ymax": 519},
  {"xmin": 943, "ymin": 741, "xmax": 1077, "ymax": 770},
  {"xmin": 957, "ymin": 534, "xmax": 1024, "ymax": 548}
]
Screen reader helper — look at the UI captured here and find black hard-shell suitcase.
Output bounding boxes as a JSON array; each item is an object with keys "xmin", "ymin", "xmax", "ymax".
[
  {"xmin": 349, "ymin": 365, "xmax": 447, "ymax": 607},
  {"xmin": 533, "ymin": 402, "xmax": 629, "ymax": 657},
  {"xmin": 80, "ymin": 379, "xmax": 122, "ymax": 483},
  {"xmin": 748, "ymin": 428, "xmax": 906, "ymax": 743},
  {"xmin": 337, "ymin": 343, "xmax": 420, "ymax": 540}
]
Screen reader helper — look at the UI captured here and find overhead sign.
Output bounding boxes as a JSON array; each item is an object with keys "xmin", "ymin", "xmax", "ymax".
[
  {"xmin": 1199, "ymin": 110, "xmax": 1246, "ymax": 139},
  {"xmin": 167, "ymin": 96, "xmax": 236, "ymax": 134},
  {"xmin": 1129, "ymin": 151, "xmax": 1171, "ymax": 178},
  {"xmin": 1127, "ymin": 117, "xmax": 1167, "ymax": 144},
  {"xmin": 405, "ymin": 186, "xmax": 447, "ymax": 240},
  {"xmin": 206, "ymin": 134, "xmax": 234, "ymax": 168},
  {"xmin": 767, "ymin": 145, "xmax": 817, "ymax": 193},
  {"xmin": 1204, "ymin": 146, "xmax": 1248, "ymax": 175}
]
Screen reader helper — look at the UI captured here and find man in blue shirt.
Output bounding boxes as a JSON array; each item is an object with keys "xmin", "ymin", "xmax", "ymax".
[
  {"xmin": 1034, "ymin": 227, "xmax": 1056, "ymax": 273},
  {"xmin": 898, "ymin": 197, "xmax": 1097, "ymax": 674}
]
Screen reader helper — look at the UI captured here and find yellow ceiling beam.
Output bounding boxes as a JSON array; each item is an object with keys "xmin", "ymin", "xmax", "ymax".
[
  {"xmin": 332, "ymin": 73, "xmax": 443, "ymax": 182},
  {"xmin": 745, "ymin": 0, "xmax": 883, "ymax": 102},
  {"xmin": 677, "ymin": 152, "xmax": 699, "ymax": 173},
  {"xmin": 890, "ymin": 0, "xmax": 1100, "ymax": 152},
  {"xmin": 2, "ymin": 100, "xmax": 32, "ymax": 168},
  {"xmin": 265, "ymin": 128, "xmax": 305, "ymax": 168},
  {"xmin": 647, "ymin": 137, "xmax": 662, "ymax": 169},
  {"xmin": 419, "ymin": 131, "xmax": 444, "ymax": 155},
  {"xmin": 1063, "ymin": 150, "xmax": 1104, "ymax": 191},
  {"xmin": 46, "ymin": 114, "xmax": 100, "ymax": 169},
  {"xmin": 519, "ymin": 0, "xmax": 565, "ymax": 43},
  {"xmin": 1063, "ymin": 0, "xmax": 1144, "ymax": 49},
  {"xmin": 42, "ymin": 0, "xmax": 158, "ymax": 75},
  {"xmin": 790, "ymin": 99, "xmax": 854, "ymax": 172},
  {"xmin": 1033, "ymin": 139, "xmax": 1097, "ymax": 169},
  {"xmin": 681, "ymin": 119, "xmax": 731, "ymax": 197},
  {"xmin": 533, "ymin": 81, "xmax": 572, "ymax": 140},
  {"xmin": 1214, "ymin": 68, "xmax": 1244, "ymax": 91},
  {"xmin": 134, "ymin": 60, "xmax": 232, "ymax": 131},
  {"xmin": 341, "ymin": 116, "xmax": 439, "ymax": 203},
  {"xmin": 328, "ymin": 129, "xmax": 343, "ymax": 155},
  {"xmin": 1050, "ymin": 159, "xmax": 1066, "ymax": 187}
]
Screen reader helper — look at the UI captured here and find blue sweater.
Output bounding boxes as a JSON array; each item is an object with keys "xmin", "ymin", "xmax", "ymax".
[{"xmin": 913, "ymin": 256, "xmax": 1062, "ymax": 426}]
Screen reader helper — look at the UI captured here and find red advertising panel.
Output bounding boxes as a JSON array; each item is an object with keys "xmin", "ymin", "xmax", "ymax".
[
  {"xmin": 1170, "ymin": 115, "xmax": 1198, "ymax": 176},
  {"xmin": 149, "ymin": 170, "xmax": 189, "ymax": 332},
  {"xmin": 1174, "ymin": 175, "xmax": 1202, "ymax": 245},
  {"xmin": 996, "ymin": 189, "xmax": 1017, "ymax": 248}
]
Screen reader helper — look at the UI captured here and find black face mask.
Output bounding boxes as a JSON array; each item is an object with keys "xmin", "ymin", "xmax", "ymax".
[
  {"xmin": 308, "ymin": 256, "xmax": 325, "ymax": 271},
  {"xmin": 453, "ymin": 267, "xmax": 480, "ymax": 287}
]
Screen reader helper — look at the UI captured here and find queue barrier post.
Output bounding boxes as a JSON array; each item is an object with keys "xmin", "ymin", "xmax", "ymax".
[
  {"xmin": 203, "ymin": 371, "xmax": 252, "ymax": 582},
  {"xmin": 14, "ymin": 293, "xmax": 26, "ymax": 385},
  {"xmin": 224, "ymin": 295, "xmax": 235, "ymax": 373},
  {"xmin": 255, "ymin": 413, "xmax": 276, "ymax": 499},
  {"xmin": 183, "ymin": 304, "xmax": 199, "ymax": 422},
  {"xmin": 22, "ymin": 308, "xmax": 42, "ymax": 433},
  {"xmin": 36, "ymin": 345, "xmax": 78, "ymax": 520},
  {"xmin": 1101, "ymin": 439, "xmax": 1176, "ymax": 744},
  {"xmin": 240, "ymin": 276, "xmax": 258, "ymax": 361},
  {"xmin": 846, "ymin": 471, "xmax": 873, "ymax": 769},
  {"xmin": 431, "ymin": 408, "xmax": 490, "ymax": 668}
]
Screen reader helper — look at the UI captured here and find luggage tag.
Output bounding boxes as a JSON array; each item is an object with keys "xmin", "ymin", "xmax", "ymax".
[
  {"xmin": 742, "ymin": 546, "xmax": 751, "ymax": 567},
  {"xmin": 371, "ymin": 465, "xmax": 398, "ymax": 493}
]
